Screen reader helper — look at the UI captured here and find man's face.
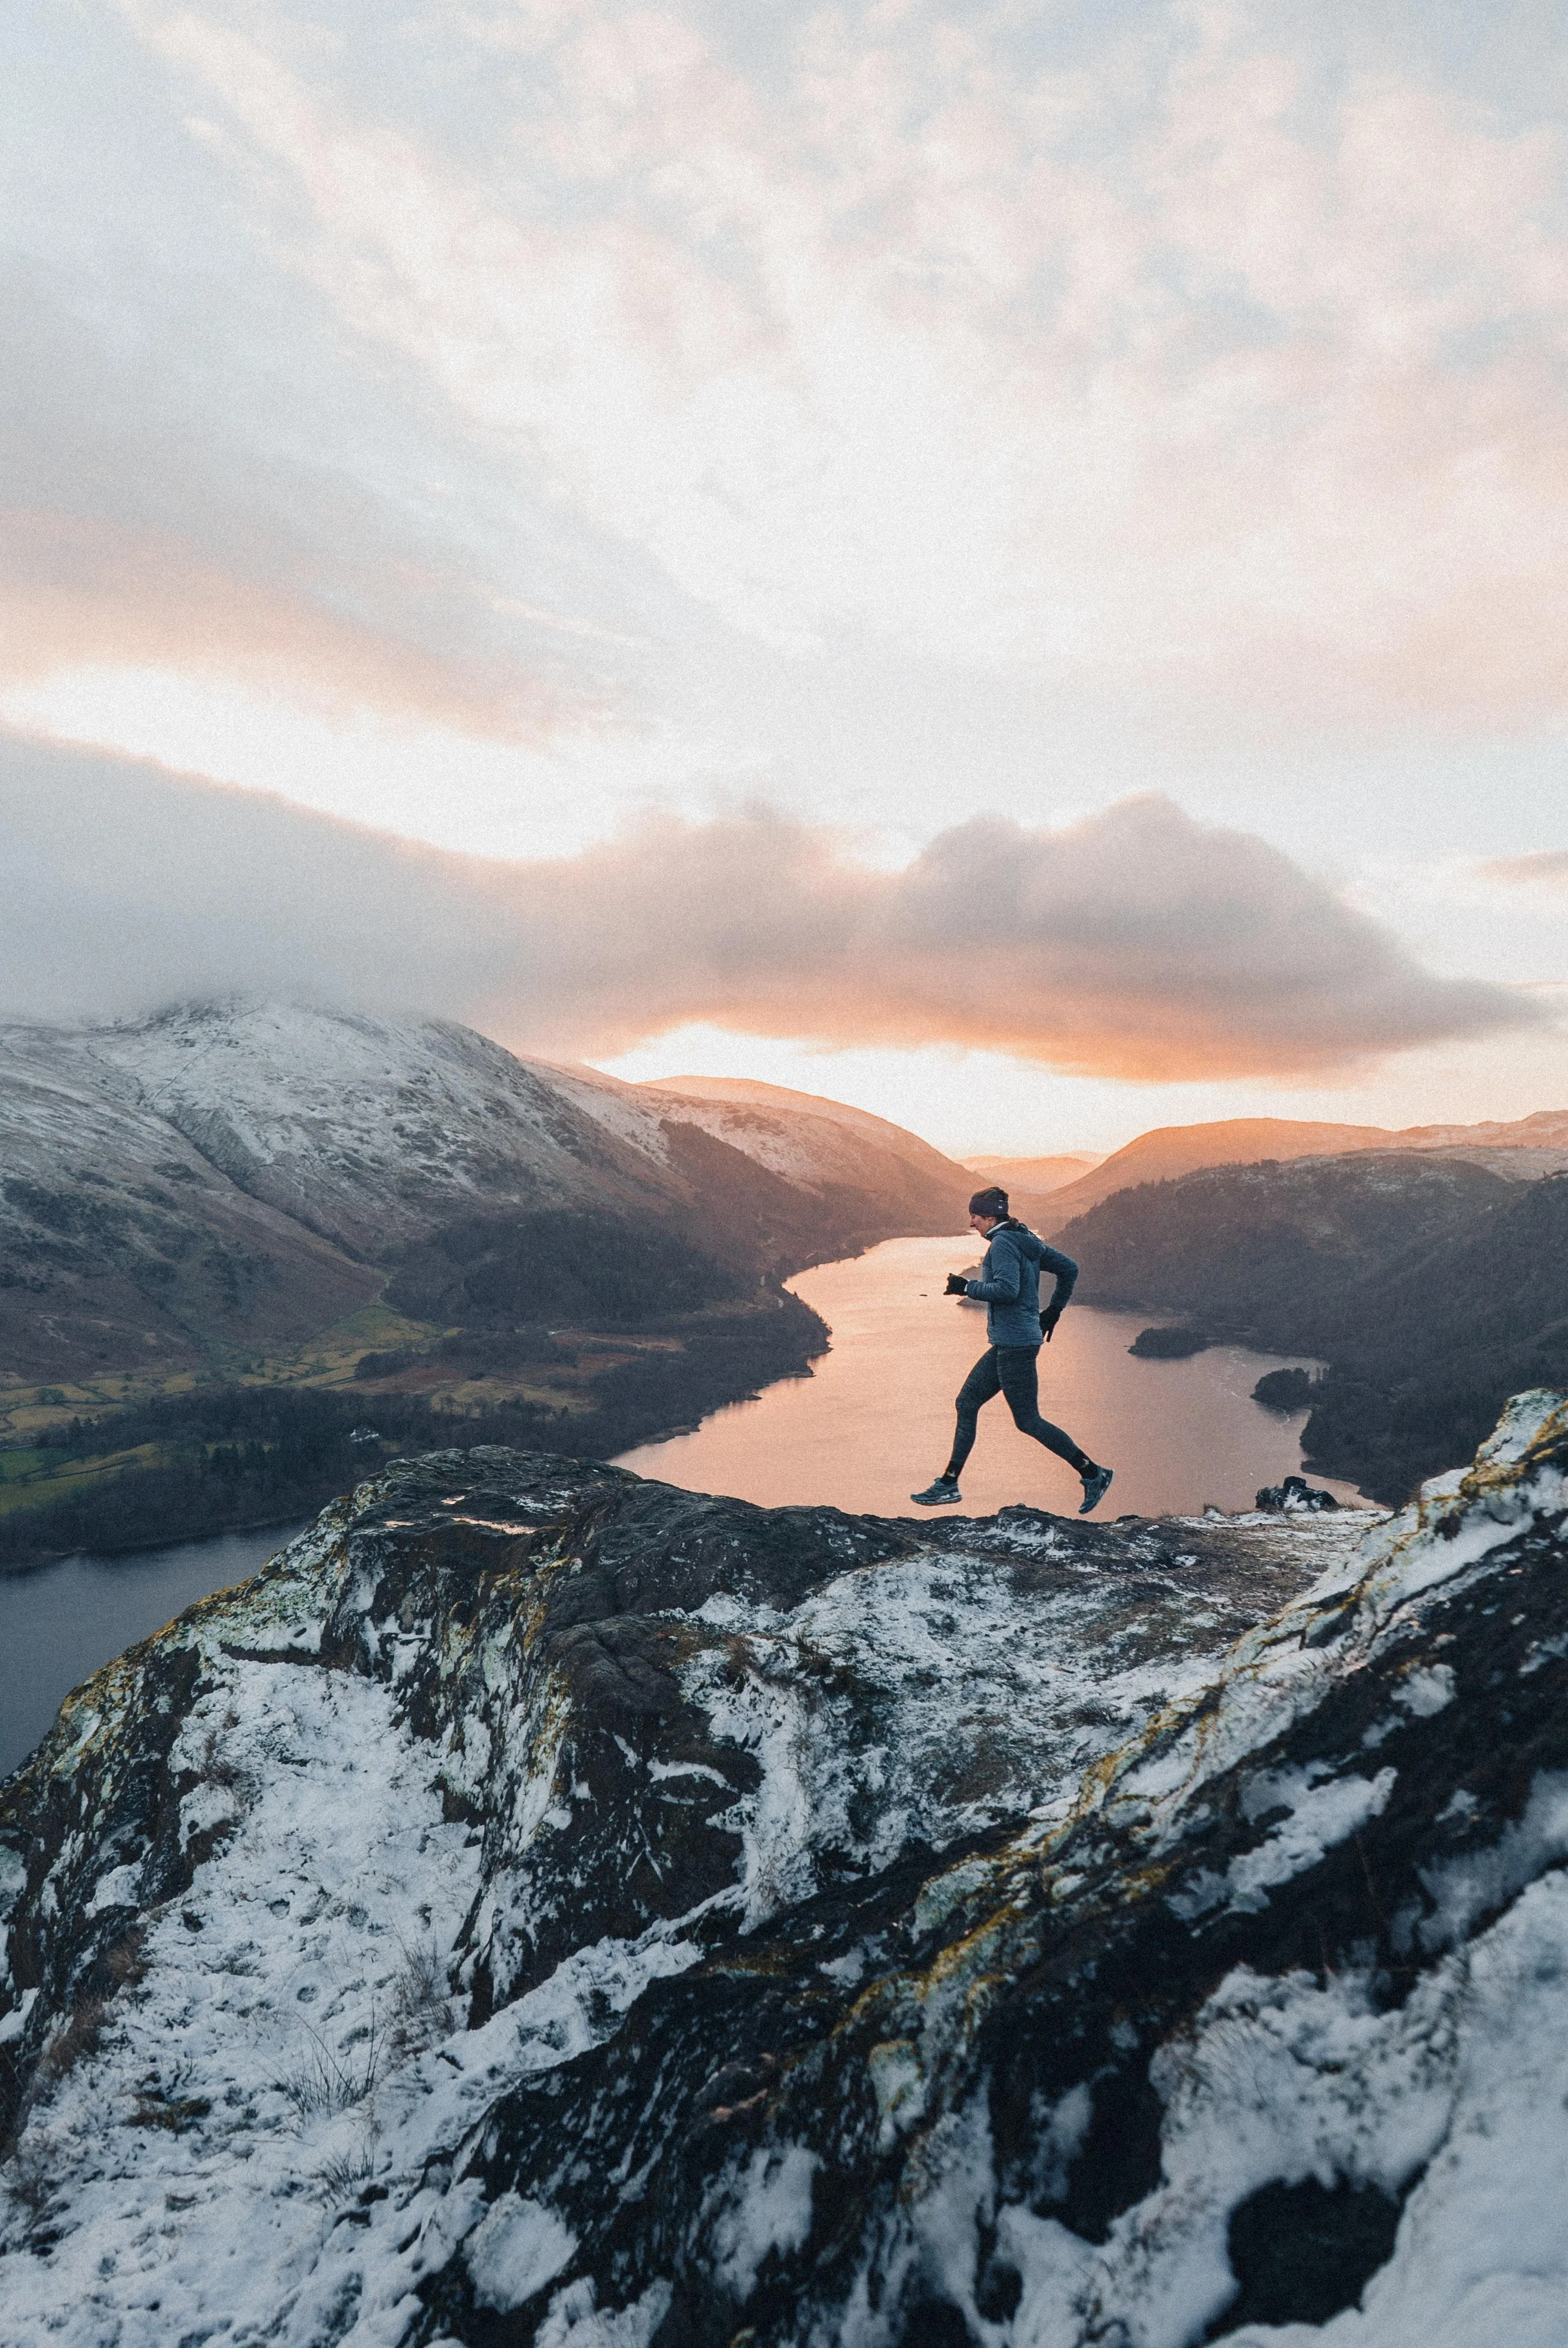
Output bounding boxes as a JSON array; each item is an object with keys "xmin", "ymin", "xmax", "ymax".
[{"xmin": 969, "ymin": 1210, "xmax": 1000, "ymax": 1236}]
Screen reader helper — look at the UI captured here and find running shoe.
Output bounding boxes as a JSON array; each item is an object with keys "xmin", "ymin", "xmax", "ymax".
[
  {"xmin": 910, "ymin": 1479, "xmax": 962, "ymax": 1506},
  {"xmin": 1079, "ymin": 1465, "xmax": 1114, "ymax": 1515}
]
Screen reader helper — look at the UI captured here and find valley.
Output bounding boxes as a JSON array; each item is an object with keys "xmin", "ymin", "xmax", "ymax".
[{"xmin": 4, "ymin": 1002, "xmax": 1565, "ymax": 1553}]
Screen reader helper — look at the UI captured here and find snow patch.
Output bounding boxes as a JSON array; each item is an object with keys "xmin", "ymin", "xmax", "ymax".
[
  {"xmin": 1395, "ymin": 1664, "xmax": 1456, "ymax": 1719},
  {"xmin": 1172, "ymin": 1767, "xmax": 1396, "ymax": 1919},
  {"xmin": 709, "ymin": 2145, "xmax": 819, "ymax": 2298},
  {"xmin": 0, "ymin": 1987, "xmax": 37, "ymax": 2047},
  {"xmin": 1418, "ymin": 1770, "xmax": 1568, "ymax": 1953},
  {"xmin": 534, "ymin": 2278, "xmax": 674, "ymax": 2347},
  {"xmin": 84, "ymin": 1861, "xmax": 141, "ymax": 1916},
  {"xmin": 465, "ymin": 2191, "xmax": 578, "ymax": 2311}
]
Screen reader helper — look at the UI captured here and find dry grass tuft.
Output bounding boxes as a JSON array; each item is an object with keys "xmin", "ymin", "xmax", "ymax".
[
  {"xmin": 318, "ymin": 2139, "xmax": 379, "ymax": 2202},
  {"xmin": 102, "ymin": 1927, "xmax": 148, "ymax": 1991},
  {"xmin": 278, "ymin": 2017, "xmax": 384, "ymax": 2119},
  {"xmin": 38, "ymin": 1997, "xmax": 107, "ymax": 2086},
  {"xmin": 389, "ymin": 1936, "xmax": 456, "ymax": 2063}
]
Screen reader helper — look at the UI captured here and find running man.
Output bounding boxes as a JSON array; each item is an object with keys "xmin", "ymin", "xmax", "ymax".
[{"xmin": 911, "ymin": 1185, "xmax": 1114, "ymax": 1515}]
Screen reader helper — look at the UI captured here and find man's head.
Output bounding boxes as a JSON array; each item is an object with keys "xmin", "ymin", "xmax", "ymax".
[{"xmin": 968, "ymin": 1185, "xmax": 1009, "ymax": 1234}]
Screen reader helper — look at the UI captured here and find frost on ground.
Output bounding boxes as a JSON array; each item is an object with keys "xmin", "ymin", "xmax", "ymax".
[{"xmin": 2, "ymin": 1398, "xmax": 1567, "ymax": 2345}]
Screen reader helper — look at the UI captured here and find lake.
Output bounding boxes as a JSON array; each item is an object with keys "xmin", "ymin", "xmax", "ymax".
[
  {"xmin": 616, "ymin": 1235, "xmax": 1364, "ymax": 1522},
  {"xmin": 0, "ymin": 1523, "xmax": 301, "ymax": 1781}
]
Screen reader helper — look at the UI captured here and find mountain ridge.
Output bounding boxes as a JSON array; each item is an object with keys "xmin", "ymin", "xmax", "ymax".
[
  {"xmin": 1041, "ymin": 1109, "xmax": 1568, "ymax": 1223},
  {"xmin": 1055, "ymin": 1152, "xmax": 1568, "ymax": 1500},
  {"xmin": 962, "ymin": 1149, "xmax": 1105, "ymax": 1196}
]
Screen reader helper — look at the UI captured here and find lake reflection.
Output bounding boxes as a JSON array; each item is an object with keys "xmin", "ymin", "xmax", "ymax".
[{"xmin": 616, "ymin": 1235, "xmax": 1364, "ymax": 1521}]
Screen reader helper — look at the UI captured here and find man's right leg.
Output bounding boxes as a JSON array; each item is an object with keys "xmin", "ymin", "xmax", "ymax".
[{"xmin": 912, "ymin": 1350, "xmax": 999, "ymax": 1503}]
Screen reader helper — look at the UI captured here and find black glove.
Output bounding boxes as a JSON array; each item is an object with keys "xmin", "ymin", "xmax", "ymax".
[
  {"xmin": 945, "ymin": 1271, "xmax": 969, "ymax": 1297},
  {"xmin": 1040, "ymin": 1304, "xmax": 1062, "ymax": 1341}
]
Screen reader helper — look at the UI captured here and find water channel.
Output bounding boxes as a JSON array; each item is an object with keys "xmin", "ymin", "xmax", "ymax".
[{"xmin": 1, "ymin": 1236, "xmax": 1361, "ymax": 1781}]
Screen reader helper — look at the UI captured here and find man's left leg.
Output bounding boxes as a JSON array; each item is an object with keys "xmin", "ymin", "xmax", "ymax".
[{"xmin": 996, "ymin": 1348, "xmax": 1113, "ymax": 1512}]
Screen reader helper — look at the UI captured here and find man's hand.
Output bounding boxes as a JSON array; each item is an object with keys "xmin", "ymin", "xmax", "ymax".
[
  {"xmin": 1040, "ymin": 1304, "xmax": 1062, "ymax": 1341},
  {"xmin": 945, "ymin": 1271, "xmax": 969, "ymax": 1297}
]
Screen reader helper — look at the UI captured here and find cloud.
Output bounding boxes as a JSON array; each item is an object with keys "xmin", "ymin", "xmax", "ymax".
[
  {"xmin": 1478, "ymin": 849, "xmax": 1568, "ymax": 889},
  {"xmin": 0, "ymin": 242, "xmax": 632, "ymax": 745},
  {"xmin": 94, "ymin": 0, "xmax": 1568, "ymax": 724},
  {"xmin": 0, "ymin": 507, "xmax": 570, "ymax": 739},
  {"xmin": 0, "ymin": 731, "xmax": 1539, "ymax": 1082}
]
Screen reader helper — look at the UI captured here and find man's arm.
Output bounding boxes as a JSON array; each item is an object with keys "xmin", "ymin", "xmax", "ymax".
[
  {"xmin": 964, "ymin": 1233, "xmax": 1022, "ymax": 1305},
  {"xmin": 1038, "ymin": 1244, "xmax": 1078, "ymax": 1338},
  {"xmin": 1039, "ymin": 1244, "xmax": 1078, "ymax": 1309}
]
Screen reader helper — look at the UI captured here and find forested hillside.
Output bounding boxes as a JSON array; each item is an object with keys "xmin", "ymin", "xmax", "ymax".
[{"xmin": 1059, "ymin": 1157, "xmax": 1568, "ymax": 1500}]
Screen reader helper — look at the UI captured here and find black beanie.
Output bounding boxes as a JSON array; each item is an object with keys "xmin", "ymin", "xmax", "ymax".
[{"xmin": 968, "ymin": 1185, "xmax": 1009, "ymax": 1219}]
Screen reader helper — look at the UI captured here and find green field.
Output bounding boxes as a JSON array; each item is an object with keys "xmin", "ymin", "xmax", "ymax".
[{"xmin": 0, "ymin": 1442, "xmax": 171, "ymax": 1517}]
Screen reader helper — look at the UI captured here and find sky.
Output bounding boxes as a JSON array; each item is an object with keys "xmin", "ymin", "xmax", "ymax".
[{"xmin": 3, "ymin": 0, "xmax": 1566, "ymax": 1156}]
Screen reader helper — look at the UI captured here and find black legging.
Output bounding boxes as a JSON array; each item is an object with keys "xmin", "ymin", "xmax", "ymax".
[{"xmin": 946, "ymin": 1347, "xmax": 1091, "ymax": 1480}]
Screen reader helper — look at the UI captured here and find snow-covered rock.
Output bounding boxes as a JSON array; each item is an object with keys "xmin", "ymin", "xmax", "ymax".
[{"xmin": 2, "ymin": 1393, "xmax": 1566, "ymax": 2345}]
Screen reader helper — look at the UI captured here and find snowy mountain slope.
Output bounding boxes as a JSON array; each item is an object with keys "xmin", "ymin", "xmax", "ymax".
[
  {"xmin": 79, "ymin": 1003, "xmax": 685, "ymax": 1255},
  {"xmin": 0, "ymin": 1005, "xmax": 972, "ymax": 1386},
  {"xmin": 0, "ymin": 1024, "xmax": 379, "ymax": 1381},
  {"xmin": 6, "ymin": 1393, "xmax": 1568, "ymax": 2344},
  {"xmin": 642, "ymin": 1073, "xmax": 972, "ymax": 1191},
  {"xmin": 550, "ymin": 1065, "xmax": 971, "ymax": 1243},
  {"xmin": 84, "ymin": 1006, "xmax": 969, "ymax": 1253}
]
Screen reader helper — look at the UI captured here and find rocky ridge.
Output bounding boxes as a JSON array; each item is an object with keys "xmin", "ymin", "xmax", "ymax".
[{"xmin": 2, "ymin": 1393, "xmax": 1566, "ymax": 2345}]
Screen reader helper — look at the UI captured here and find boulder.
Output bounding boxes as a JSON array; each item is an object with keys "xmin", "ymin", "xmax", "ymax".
[{"xmin": 1255, "ymin": 1470, "xmax": 1340, "ymax": 1512}]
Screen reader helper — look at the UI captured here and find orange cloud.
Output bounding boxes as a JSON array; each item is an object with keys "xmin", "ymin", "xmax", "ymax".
[{"xmin": 0, "ymin": 733, "xmax": 1540, "ymax": 1083}]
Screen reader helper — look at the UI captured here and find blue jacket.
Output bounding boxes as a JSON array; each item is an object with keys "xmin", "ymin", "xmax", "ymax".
[{"xmin": 964, "ymin": 1222, "xmax": 1079, "ymax": 1350}]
